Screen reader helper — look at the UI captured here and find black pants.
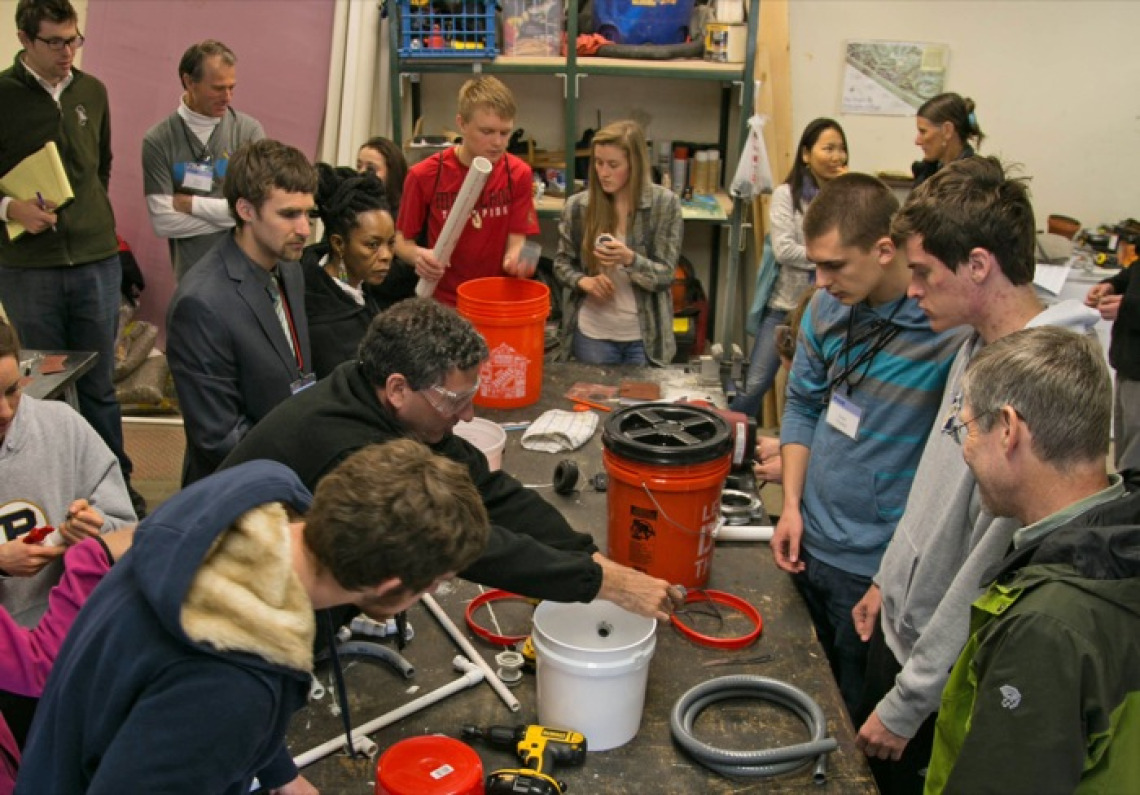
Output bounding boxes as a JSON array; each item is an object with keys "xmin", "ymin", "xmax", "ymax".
[{"xmin": 856, "ymin": 617, "xmax": 938, "ymax": 795}]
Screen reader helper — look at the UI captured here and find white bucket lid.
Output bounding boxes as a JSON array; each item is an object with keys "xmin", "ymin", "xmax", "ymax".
[{"xmin": 532, "ymin": 600, "xmax": 656, "ymax": 661}]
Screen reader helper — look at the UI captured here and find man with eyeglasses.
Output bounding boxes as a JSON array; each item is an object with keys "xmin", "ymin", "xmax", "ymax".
[
  {"xmin": 0, "ymin": 0, "xmax": 143, "ymax": 517},
  {"xmin": 223, "ymin": 298, "xmax": 682, "ymax": 624},
  {"xmin": 851, "ymin": 156, "xmax": 1102, "ymax": 795},
  {"xmin": 143, "ymin": 40, "xmax": 265, "ymax": 280},
  {"xmin": 922, "ymin": 326, "xmax": 1139, "ymax": 794},
  {"xmin": 770, "ymin": 174, "xmax": 965, "ymax": 720}
]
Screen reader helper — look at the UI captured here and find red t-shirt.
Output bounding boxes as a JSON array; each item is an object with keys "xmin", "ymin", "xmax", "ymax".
[{"xmin": 397, "ymin": 148, "xmax": 539, "ymax": 306}]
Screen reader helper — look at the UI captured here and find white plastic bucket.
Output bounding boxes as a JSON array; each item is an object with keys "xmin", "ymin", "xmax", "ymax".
[
  {"xmin": 452, "ymin": 418, "xmax": 507, "ymax": 470},
  {"xmin": 531, "ymin": 599, "xmax": 657, "ymax": 751}
]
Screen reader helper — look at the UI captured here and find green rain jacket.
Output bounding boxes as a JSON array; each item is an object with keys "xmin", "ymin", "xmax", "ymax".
[{"xmin": 925, "ymin": 488, "xmax": 1140, "ymax": 794}]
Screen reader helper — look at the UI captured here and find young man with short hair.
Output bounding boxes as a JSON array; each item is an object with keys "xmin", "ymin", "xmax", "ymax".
[
  {"xmin": 0, "ymin": 0, "xmax": 140, "ymax": 514},
  {"xmin": 773, "ymin": 173, "xmax": 966, "ymax": 715},
  {"xmin": 395, "ymin": 76, "xmax": 539, "ymax": 305},
  {"xmin": 17, "ymin": 441, "xmax": 489, "ymax": 795},
  {"xmin": 924, "ymin": 326, "xmax": 1139, "ymax": 793},
  {"xmin": 853, "ymin": 156, "xmax": 1102, "ymax": 795},
  {"xmin": 167, "ymin": 138, "xmax": 317, "ymax": 485}
]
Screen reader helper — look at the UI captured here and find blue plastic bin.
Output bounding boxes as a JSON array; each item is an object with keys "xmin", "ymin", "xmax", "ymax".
[
  {"xmin": 593, "ymin": 0, "xmax": 696, "ymax": 46},
  {"xmin": 398, "ymin": 0, "xmax": 498, "ymax": 60}
]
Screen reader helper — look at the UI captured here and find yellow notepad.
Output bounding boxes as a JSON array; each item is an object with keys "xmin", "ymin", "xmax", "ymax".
[{"xmin": 0, "ymin": 142, "xmax": 74, "ymax": 240}]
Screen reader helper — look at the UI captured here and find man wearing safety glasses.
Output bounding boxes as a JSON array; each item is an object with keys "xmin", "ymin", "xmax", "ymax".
[
  {"xmin": 224, "ymin": 298, "xmax": 682, "ymax": 623},
  {"xmin": 0, "ymin": 0, "xmax": 141, "ymax": 516}
]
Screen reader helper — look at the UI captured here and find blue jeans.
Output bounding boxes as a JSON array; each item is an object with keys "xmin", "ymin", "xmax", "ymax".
[
  {"xmin": 792, "ymin": 547, "xmax": 872, "ymax": 718},
  {"xmin": 572, "ymin": 330, "xmax": 648, "ymax": 366},
  {"xmin": 730, "ymin": 308, "xmax": 787, "ymax": 418},
  {"xmin": 0, "ymin": 256, "xmax": 131, "ymax": 478}
]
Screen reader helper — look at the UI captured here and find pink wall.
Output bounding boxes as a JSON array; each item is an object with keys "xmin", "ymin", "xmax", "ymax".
[{"xmin": 81, "ymin": 1, "xmax": 336, "ymax": 347}]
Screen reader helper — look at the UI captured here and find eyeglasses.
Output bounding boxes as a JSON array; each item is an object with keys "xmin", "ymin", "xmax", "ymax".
[
  {"xmin": 34, "ymin": 33, "xmax": 85, "ymax": 51},
  {"xmin": 421, "ymin": 380, "xmax": 480, "ymax": 417},
  {"xmin": 942, "ymin": 407, "xmax": 993, "ymax": 445}
]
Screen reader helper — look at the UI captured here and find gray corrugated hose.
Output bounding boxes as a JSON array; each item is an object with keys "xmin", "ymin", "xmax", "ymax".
[{"xmin": 670, "ymin": 675, "xmax": 839, "ymax": 783}]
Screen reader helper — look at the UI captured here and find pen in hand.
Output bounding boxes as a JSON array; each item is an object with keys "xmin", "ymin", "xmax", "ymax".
[{"xmin": 36, "ymin": 191, "xmax": 56, "ymax": 233}]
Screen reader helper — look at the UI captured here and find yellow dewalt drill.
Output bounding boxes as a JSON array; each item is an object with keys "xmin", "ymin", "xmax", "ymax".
[{"xmin": 462, "ymin": 724, "xmax": 587, "ymax": 794}]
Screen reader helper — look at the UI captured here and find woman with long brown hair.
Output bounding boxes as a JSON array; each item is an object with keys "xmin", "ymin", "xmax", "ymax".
[{"xmin": 553, "ymin": 120, "xmax": 682, "ymax": 366}]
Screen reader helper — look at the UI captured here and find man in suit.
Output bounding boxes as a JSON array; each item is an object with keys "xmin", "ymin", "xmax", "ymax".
[{"xmin": 167, "ymin": 139, "xmax": 316, "ymax": 486}]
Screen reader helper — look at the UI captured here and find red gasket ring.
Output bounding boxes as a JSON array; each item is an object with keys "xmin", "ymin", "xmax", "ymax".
[
  {"xmin": 465, "ymin": 589, "xmax": 533, "ymax": 646},
  {"xmin": 670, "ymin": 589, "xmax": 763, "ymax": 650}
]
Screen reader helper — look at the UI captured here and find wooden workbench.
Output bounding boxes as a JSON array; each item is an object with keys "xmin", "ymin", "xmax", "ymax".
[{"xmin": 285, "ymin": 363, "xmax": 876, "ymax": 794}]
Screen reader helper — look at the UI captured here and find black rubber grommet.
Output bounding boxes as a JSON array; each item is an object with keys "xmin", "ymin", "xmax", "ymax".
[{"xmin": 553, "ymin": 460, "xmax": 579, "ymax": 494}]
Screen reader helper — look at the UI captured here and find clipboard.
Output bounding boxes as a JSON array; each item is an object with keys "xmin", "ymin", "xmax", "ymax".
[{"xmin": 0, "ymin": 142, "xmax": 74, "ymax": 240}]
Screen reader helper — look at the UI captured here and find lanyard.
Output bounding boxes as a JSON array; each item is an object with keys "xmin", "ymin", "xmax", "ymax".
[
  {"xmin": 828, "ymin": 298, "xmax": 904, "ymax": 397},
  {"xmin": 177, "ymin": 107, "xmax": 233, "ymax": 164}
]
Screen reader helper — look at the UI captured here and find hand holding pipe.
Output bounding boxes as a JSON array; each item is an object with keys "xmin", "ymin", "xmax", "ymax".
[{"xmin": 415, "ymin": 155, "xmax": 493, "ymax": 298}]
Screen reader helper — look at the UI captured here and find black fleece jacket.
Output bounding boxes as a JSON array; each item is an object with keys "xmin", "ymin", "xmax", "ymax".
[
  {"xmin": 300, "ymin": 247, "xmax": 379, "ymax": 380},
  {"xmin": 220, "ymin": 361, "xmax": 603, "ymax": 601},
  {"xmin": 1104, "ymin": 267, "xmax": 1140, "ymax": 381},
  {"xmin": 0, "ymin": 54, "xmax": 118, "ymax": 266}
]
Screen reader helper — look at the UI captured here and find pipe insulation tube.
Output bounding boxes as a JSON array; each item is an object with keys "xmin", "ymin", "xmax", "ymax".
[
  {"xmin": 415, "ymin": 155, "xmax": 493, "ymax": 298},
  {"xmin": 715, "ymin": 524, "xmax": 774, "ymax": 542},
  {"xmin": 670, "ymin": 675, "xmax": 838, "ymax": 782}
]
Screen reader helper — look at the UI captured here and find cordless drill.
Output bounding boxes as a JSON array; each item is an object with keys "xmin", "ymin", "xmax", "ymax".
[{"xmin": 462, "ymin": 724, "xmax": 587, "ymax": 795}]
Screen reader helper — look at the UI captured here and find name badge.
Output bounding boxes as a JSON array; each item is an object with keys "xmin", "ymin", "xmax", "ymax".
[
  {"xmin": 180, "ymin": 161, "xmax": 214, "ymax": 193},
  {"xmin": 290, "ymin": 373, "xmax": 316, "ymax": 395},
  {"xmin": 826, "ymin": 391, "xmax": 862, "ymax": 440}
]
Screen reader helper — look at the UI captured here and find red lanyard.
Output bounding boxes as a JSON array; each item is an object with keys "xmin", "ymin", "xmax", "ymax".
[{"xmin": 275, "ymin": 274, "xmax": 304, "ymax": 372}]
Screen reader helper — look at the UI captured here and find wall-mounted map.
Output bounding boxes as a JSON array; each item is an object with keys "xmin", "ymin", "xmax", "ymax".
[{"xmin": 841, "ymin": 40, "xmax": 948, "ymax": 116}]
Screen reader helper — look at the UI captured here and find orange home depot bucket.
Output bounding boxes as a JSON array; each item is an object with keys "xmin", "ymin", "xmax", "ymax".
[
  {"xmin": 375, "ymin": 735, "xmax": 484, "ymax": 795},
  {"xmin": 602, "ymin": 404, "xmax": 732, "ymax": 588},
  {"xmin": 456, "ymin": 277, "xmax": 550, "ymax": 409}
]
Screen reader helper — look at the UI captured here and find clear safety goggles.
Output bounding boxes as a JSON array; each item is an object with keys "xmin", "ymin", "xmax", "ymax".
[{"xmin": 421, "ymin": 380, "xmax": 480, "ymax": 416}]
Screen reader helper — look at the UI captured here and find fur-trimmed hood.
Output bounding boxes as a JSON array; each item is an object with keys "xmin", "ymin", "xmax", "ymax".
[{"xmin": 129, "ymin": 460, "xmax": 315, "ymax": 673}]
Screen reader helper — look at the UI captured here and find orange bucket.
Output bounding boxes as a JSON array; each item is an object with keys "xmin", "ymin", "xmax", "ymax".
[
  {"xmin": 457, "ymin": 277, "xmax": 550, "ymax": 409},
  {"xmin": 602, "ymin": 404, "xmax": 732, "ymax": 588}
]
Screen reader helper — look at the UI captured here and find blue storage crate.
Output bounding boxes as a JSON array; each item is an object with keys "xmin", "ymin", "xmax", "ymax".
[{"xmin": 398, "ymin": 0, "xmax": 499, "ymax": 60}]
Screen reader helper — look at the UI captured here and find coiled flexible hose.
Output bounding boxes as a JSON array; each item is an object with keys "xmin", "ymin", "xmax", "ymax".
[{"xmin": 670, "ymin": 675, "xmax": 839, "ymax": 783}]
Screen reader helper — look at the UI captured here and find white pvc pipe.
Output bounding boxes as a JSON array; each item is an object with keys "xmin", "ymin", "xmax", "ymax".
[
  {"xmin": 422, "ymin": 593, "xmax": 521, "ymax": 712},
  {"xmin": 292, "ymin": 655, "xmax": 483, "ymax": 769},
  {"xmin": 716, "ymin": 524, "xmax": 774, "ymax": 542},
  {"xmin": 415, "ymin": 156, "xmax": 493, "ymax": 298}
]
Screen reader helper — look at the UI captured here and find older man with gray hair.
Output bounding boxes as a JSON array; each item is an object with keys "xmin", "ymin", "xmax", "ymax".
[
  {"xmin": 923, "ymin": 325, "xmax": 1140, "ymax": 793},
  {"xmin": 143, "ymin": 39, "xmax": 265, "ymax": 278}
]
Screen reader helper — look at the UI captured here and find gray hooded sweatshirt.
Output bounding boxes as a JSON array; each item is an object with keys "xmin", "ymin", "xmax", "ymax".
[{"xmin": 873, "ymin": 299, "xmax": 1103, "ymax": 738}]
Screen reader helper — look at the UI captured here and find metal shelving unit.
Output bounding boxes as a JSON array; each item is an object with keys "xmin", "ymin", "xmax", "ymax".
[{"xmin": 387, "ymin": 0, "xmax": 760, "ymax": 338}]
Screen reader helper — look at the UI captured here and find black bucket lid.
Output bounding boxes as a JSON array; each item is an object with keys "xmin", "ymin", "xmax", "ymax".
[{"xmin": 602, "ymin": 404, "xmax": 732, "ymax": 466}]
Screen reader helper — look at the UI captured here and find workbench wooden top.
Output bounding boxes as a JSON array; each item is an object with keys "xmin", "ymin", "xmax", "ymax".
[{"xmin": 284, "ymin": 362, "xmax": 876, "ymax": 794}]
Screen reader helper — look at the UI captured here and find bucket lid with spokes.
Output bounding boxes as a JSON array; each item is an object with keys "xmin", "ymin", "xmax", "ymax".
[{"xmin": 602, "ymin": 403, "xmax": 731, "ymax": 465}]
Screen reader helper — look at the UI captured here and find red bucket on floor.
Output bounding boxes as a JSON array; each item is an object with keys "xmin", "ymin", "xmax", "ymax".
[
  {"xmin": 457, "ymin": 277, "xmax": 550, "ymax": 409},
  {"xmin": 375, "ymin": 735, "xmax": 484, "ymax": 795},
  {"xmin": 602, "ymin": 404, "xmax": 732, "ymax": 588}
]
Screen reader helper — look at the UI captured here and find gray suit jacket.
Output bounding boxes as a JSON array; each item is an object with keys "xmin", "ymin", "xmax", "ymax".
[{"xmin": 167, "ymin": 233, "xmax": 311, "ymax": 485}]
